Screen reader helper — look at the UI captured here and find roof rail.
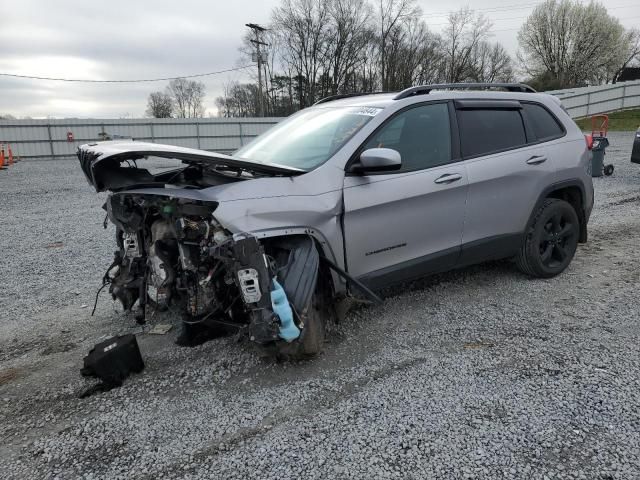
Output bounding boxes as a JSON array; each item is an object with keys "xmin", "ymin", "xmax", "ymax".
[
  {"xmin": 393, "ymin": 83, "xmax": 536, "ymax": 100},
  {"xmin": 313, "ymin": 91, "xmax": 390, "ymax": 105}
]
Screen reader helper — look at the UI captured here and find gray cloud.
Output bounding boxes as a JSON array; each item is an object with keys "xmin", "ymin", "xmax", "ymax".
[
  {"xmin": 1, "ymin": 0, "xmax": 636, "ymax": 118},
  {"xmin": 0, "ymin": 0, "xmax": 278, "ymax": 117}
]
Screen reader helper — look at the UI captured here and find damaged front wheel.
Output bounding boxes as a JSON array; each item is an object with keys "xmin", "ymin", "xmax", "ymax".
[{"xmin": 273, "ymin": 273, "xmax": 332, "ymax": 360}]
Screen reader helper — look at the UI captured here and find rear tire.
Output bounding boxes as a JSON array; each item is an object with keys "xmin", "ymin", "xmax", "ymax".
[{"xmin": 516, "ymin": 198, "xmax": 580, "ymax": 278}]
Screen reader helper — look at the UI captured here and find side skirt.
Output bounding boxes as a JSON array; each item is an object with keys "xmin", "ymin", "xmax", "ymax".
[
  {"xmin": 357, "ymin": 247, "xmax": 460, "ymax": 291},
  {"xmin": 457, "ymin": 234, "xmax": 522, "ymax": 268},
  {"xmin": 356, "ymin": 233, "xmax": 522, "ymax": 291}
]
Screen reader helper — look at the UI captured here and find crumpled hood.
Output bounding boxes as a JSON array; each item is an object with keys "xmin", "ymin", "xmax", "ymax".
[
  {"xmin": 113, "ymin": 174, "xmax": 303, "ymax": 203},
  {"xmin": 77, "ymin": 140, "xmax": 303, "ymax": 192}
]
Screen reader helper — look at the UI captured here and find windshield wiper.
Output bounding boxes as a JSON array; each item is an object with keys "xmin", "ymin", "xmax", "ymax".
[
  {"xmin": 210, "ymin": 164, "xmax": 267, "ymax": 179},
  {"xmin": 231, "ymin": 156, "xmax": 306, "ymax": 175}
]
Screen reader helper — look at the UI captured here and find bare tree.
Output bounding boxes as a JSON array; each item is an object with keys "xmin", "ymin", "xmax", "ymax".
[
  {"xmin": 470, "ymin": 41, "xmax": 514, "ymax": 83},
  {"xmin": 441, "ymin": 7, "xmax": 492, "ymax": 82},
  {"xmin": 377, "ymin": 0, "xmax": 420, "ymax": 90},
  {"xmin": 273, "ymin": 0, "xmax": 330, "ymax": 106},
  {"xmin": 146, "ymin": 91, "xmax": 173, "ymax": 118},
  {"xmin": 518, "ymin": 0, "xmax": 639, "ymax": 88},
  {"xmin": 187, "ymin": 81, "xmax": 206, "ymax": 118},
  {"xmin": 326, "ymin": 0, "xmax": 374, "ymax": 95},
  {"xmin": 384, "ymin": 16, "xmax": 442, "ymax": 90},
  {"xmin": 215, "ymin": 81, "xmax": 259, "ymax": 117},
  {"xmin": 217, "ymin": 0, "xmax": 523, "ymax": 117},
  {"xmin": 167, "ymin": 78, "xmax": 206, "ymax": 118},
  {"xmin": 611, "ymin": 28, "xmax": 640, "ymax": 83}
]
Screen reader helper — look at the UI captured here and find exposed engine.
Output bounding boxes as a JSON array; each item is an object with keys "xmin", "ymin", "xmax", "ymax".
[
  {"xmin": 102, "ymin": 193, "xmax": 322, "ymax": 350},
  {"xmin": 107, "ymin": 195, "xmax": 233, "ymax": 322}
]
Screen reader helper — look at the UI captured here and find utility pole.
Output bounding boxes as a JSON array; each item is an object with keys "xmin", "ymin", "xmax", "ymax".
[{"xmin": 245, "ymin": 23, "xmax": 268, "ymax": 117}]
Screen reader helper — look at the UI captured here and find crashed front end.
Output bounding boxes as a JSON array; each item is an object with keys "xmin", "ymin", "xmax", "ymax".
[
  {"xmin": 79, "ymin": 142, "xmax": 323, "ymax": 354},
  {"xmin": 105, "ymin": 193, "xmax": 316, "ymax": 345}
]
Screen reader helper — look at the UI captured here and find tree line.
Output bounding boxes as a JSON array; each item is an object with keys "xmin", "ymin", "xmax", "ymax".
[
  {"xmin": 212, "ymin": 0, "xmax": 639, "ymax": 117},
  {"xmin": 143, "ymin": 0, "xmax": 639, "ymax": 118},
  {"xmin": 215, "ymin": 0, "xmax": 515, "ymax": 117},
  {"xmin": 146, "ymin": 78, "xmax": 207, "ymax": 118}
]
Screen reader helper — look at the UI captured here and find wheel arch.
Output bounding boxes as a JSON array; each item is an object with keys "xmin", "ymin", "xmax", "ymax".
[
  {"xmin": 246, "ymin": 228, "xmax": 346, "ymax": 296},
  {"xmin": 535, "ymin": 180, "xmax": 588, "ymax": 243}
]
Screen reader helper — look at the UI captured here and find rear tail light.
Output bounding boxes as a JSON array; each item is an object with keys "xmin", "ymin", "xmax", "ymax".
[{"xmin": 585, "ymin": 134, "xmax": 593, "ymax": 150}]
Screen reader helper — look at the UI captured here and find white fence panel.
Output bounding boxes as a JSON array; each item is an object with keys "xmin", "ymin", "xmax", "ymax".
[
  {"xmin": 5, "ymin": 81, "xmax": 637, "ymax": 160},
  {"xmin": 549, "ymin": 80, "xmax": 640, "ymax": 118},
  {"xmin": 0, "ymin": 118, "xmax": 282, "ymax": 160}
]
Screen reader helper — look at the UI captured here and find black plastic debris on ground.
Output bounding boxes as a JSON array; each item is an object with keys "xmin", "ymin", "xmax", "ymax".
[{"xmin": 79, "ymin": 334, "xmax": 144, "ymax": 398}]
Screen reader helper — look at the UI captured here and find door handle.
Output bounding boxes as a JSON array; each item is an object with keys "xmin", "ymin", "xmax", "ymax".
[
  {"xmin": 434, "ymin": 173, "xmax": 462, "ymax": 184},
  {"xmin": 526, "ymin": 155, "xmax": 547, "ymax": 165}
]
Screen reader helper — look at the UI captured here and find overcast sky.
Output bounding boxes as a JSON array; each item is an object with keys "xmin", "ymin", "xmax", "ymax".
[{"xmin": 0, "ymin": 0, "xmax": 637, "ymax": 118}]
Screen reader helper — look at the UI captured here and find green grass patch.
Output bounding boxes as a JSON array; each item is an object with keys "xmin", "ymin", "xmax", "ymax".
[{"xmin": 575, "ymin": 108, "xmax": 640, "ymax": 131}]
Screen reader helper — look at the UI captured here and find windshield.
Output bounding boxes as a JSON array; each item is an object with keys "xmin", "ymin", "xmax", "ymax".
[{"xmin": 234, "ymin": 106, "xmax": 382, "ymax": 171}]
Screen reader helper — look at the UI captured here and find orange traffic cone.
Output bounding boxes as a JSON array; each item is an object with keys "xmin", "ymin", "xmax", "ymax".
[
  {"xmin": 7, "ymin": 144, "xmax": 14, "ymax": 166},
  {"xmin": 0, "ymin": 144, "xmax": 6, "ymax": 169}
]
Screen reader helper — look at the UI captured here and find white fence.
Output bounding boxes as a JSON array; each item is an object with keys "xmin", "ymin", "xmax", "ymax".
[
  {"xmin": 3, "ymin": 81, "xmax": 639, "ymax": 160},
  {"xmin": 548, "ymin": 80, "xmax": 640, "ymax": 118},
  {"xmin": 0, "ymin": 118, "xmax": 282, "ymax": 160}
]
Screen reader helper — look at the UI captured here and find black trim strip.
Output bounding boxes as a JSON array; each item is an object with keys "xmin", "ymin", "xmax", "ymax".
[
  {"xmin": 357, "ymin": 246, "xmax": 460, "ymax": 290},
  {"xmin": 321, "ymin": 256, "xmax": 383, "ymax": 304},
  {"xmin": 454, "ymin": 99, "xmax": 522, "ymax": 110},
  {"xmin": 457, "ymin": 234, "xmax": 522, "ymax": 267}
]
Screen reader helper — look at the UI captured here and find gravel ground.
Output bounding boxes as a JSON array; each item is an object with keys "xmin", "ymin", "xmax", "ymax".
[{"xmin": 1, "ymin": 132, "xmax": 639, "ymax": 479}]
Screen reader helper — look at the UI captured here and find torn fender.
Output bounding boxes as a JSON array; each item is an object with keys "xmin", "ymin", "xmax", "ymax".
[{"xmin": 276, "ymin": 236, "xmax": 320, "ymax": 315}]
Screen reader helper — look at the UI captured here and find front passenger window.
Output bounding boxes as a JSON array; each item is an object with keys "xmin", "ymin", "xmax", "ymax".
[{"xmin": 364, "ymin": 103, "xmax": 451, "ymax": 172}]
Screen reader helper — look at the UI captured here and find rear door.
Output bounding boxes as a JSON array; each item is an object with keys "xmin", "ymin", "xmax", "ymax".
[
  {"xmin": 342, "ymin": 102, "xmax": 468, "ymax": 288},
  {"xmin": 456, "ymin": 100, "xmax": 558, "ymax": 263}
]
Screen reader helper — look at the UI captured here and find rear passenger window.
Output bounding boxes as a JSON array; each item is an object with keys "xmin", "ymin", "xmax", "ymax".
[
  {"xmin": 522, "ymin": 103, "xmax": 565, "ymax": 141},
  {"xmin": 457, "ymin": 109, "xmax": 526, "ymax": 158}
]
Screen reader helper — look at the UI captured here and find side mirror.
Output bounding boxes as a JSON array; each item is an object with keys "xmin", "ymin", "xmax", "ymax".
[{"xmin": 351, "ymin": 148, "xmax": 401, "ymax": 174}]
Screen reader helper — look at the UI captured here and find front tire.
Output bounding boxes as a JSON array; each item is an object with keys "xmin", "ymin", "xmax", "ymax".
[
  {"xmin": 274, "ymin": 269, "xmax": 333, "ymax": 360},
  {"xmin": 516, "ymin": 198, "xmax": 580, "ymax": 278}
]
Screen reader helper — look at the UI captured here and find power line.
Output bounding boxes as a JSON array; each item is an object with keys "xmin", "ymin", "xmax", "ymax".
[
  {"xmin": 424, "ymin": 3, "xmax": 639, "ymax": 28},
  {"xmin": 420, "ymin": 1, "xmax": 543, "ymax": 18},
  {"xmin": 427, "ymin": 14, "xmax": 536, "ymax": 27},
  {"xmin": 490, "ymin": 14, "xmax": 640, "ymax": 32},
  {"xmin": 422, "ymin": 1, "xmax": 637, "ymax": 23},
  {"xmin": 0, "ymin": 64, "xmax": 256, "ymax": 83}
]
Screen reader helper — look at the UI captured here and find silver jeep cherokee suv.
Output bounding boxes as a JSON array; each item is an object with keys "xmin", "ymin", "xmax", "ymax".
[{"xmin": 79, "ymin": 83, "xmax": 594, "ymax": 358}]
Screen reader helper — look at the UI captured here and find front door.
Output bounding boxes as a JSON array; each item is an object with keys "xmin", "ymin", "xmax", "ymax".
[{"xmin": 342, "ymin": 102, "xmax": 468, "ymax": 289}]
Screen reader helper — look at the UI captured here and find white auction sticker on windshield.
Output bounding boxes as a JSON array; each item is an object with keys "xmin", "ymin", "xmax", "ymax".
[{"xmin": 353, "ymin": 107, "xmax": 382, "ymax": 117}]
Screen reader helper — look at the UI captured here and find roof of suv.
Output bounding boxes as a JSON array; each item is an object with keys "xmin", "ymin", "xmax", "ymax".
[{"xmin": 312, "ymin": 83, "xmax": 561, "ymax": 110}]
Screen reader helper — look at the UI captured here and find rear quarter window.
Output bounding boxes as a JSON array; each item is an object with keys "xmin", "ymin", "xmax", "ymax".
[
  {"xmin": 522, "ymin": 103, "xmax": 565, "ymax": 142},
  {"xmin": 457, "ymin": 109, "xmax": 527, "ymax": 158}
]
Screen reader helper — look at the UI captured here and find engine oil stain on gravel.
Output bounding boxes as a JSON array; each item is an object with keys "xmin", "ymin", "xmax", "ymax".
[{"xmin": 0, "ymin": 367, "xmax": 21, "ymax": 386}]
